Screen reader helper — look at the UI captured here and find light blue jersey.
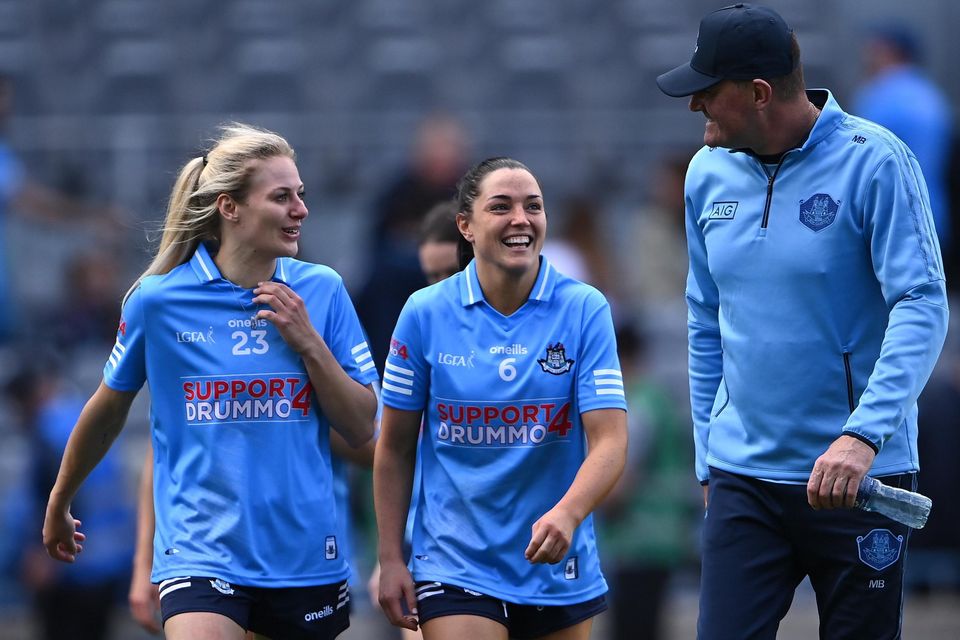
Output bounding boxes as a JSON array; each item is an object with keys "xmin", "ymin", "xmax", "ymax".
[
  {"xmin": 103, "ymin": 243, "xmax": 378, "ymax": 587},
  {"xmin": 381, "ymin": 258, "xmax": 626, "ymax": 605},
  {"xmin": 686, "ymin": 90, "xmax": 948, "ymax": 483}
]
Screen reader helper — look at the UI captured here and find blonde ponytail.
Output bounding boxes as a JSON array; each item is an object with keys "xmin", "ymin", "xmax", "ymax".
[{"xmin": 123, "ymin": 123, "xmax": 295, "ymax": 304}]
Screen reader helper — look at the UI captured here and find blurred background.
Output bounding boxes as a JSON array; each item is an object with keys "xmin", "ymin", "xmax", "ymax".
[{"xmin": 0, "ymin": 0, "xmax": 958, "ymax": 638}]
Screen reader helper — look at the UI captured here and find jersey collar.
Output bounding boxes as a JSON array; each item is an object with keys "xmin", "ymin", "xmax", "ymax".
[
  {"xmin": 728, "ymin": 89, "xmax": 843, "ymax": 160},
  {"xmin": 189, "ymin": 242, "xmax": 292, "ymax": 285},
  {"xmin": 459, "ymin": 256, "xmax": 557, "ymax": 307},
  {"xmin": 800, "ymin": 89, "xmax": 844, "ymax": 150}
]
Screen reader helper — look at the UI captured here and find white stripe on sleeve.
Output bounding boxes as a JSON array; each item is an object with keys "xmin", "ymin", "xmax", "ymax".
[
  {"xmin": 383, "ymin": 382, "xmax": 413, "ymax": 396},
  {"xmin": 385, "ymin": 361, "xmax": 415, "ymax": 377},
  {"xmin": 351, "ymin": 342, "xmax": 369, "ymax": 355},
  {"xmin": 384, "ymin": 372, "xmax": 413, "ymax": 386},
  {"xmin": 596, "ymin": 388, "xmax": 626, "ymax": 397}
]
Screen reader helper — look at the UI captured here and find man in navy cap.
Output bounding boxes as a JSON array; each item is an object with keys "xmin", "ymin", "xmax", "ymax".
[{"xmin": 657, "ymin": 4, "xmax": 948, "ymax": 639}]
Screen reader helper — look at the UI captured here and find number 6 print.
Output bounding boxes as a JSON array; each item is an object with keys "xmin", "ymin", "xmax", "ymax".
[{"xmin": 498, "ymin": 357, "xmax": 517, "ymax": 381}]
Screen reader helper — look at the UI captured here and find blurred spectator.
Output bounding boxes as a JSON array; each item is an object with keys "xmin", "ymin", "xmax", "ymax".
[
  {"xmin": 620, "ymin": 152, "xmax": 693, "ymax": 407},
  {"xmin": 39, "ymin": 251, "xmax": 124, "ymax": 353},
  {"xmin": 624, "ymin": 153, "xmax": 690, "ymax": 310},
  {"xmin": 354, "ymin": 113, "xmax": 470, "ymax": 374},
  {"xmin": 417, "ymin": 199, "xmax": 461, "ymax": 286},
  {"xmin": 3, "ymin": 359, "xmax": 135, "ymax": 640},
  {"xmin": 908, "ymin": 335, "xmax": 960, "ymax": 595},
  {"xmin": 852, "ymin": 25, "xmax": 953, "ymax": 253},
  {"xmin": 598, "ymin": 324, "xmax": 698, "ymax": 640},
  {"xmin": 541, "ymin": 196, "xmax": 615, "ymax": 293},
  {"xmin": 0, "ymin": 74, "xmax": 122, "ymax": 342}
]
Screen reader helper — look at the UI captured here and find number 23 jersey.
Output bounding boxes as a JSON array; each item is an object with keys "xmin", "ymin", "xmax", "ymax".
[
  {"xmin": 103, "ymin": 243, "xmax": 378, "ymax": 587},
  {"xmin": 381, "ymin": 258, "xmax": 627, "ymax": 604}
]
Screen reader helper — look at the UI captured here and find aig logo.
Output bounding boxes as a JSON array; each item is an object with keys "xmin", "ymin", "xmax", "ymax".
[{"xmin": 709, "ymin": 201, "xmax": 738, "ymax": 220}]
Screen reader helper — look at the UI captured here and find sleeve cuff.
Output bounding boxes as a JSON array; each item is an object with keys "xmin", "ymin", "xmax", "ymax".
[{"xmin": 842, "ymin": 431, "xmax": 879, "ymax": 454}]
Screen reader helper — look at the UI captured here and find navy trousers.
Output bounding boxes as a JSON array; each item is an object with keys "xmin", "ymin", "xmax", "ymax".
[{"xmin": 698, "ymin": 467, "xmax": 915, "ymax": 640}]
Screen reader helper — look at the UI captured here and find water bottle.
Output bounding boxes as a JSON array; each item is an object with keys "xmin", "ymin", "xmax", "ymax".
[{"xmin": 855, "ymin": 476, "xmax": 932, "ymax": 529}]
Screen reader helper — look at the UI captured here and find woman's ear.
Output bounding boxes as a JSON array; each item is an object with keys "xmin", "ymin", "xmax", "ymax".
[
  {"xmin": 456, "ymin": 212, "xmax": 473, "ymax": 242},
  {"xmin": 217, "ymin": 193, "xmax": 239, "ymax": 222}
]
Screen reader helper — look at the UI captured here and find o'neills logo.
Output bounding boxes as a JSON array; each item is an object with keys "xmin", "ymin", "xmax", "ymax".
[
  {"xmin": 182, "ymin": 375, "xmax": 312, "ymax": 424},
  {"xmin": 489, "ymin": 343, "xmax": 528, "ymax": 355}
]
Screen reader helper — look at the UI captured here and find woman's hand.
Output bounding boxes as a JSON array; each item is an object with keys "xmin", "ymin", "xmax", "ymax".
[
  {"xmin": 42, "ymin": 506, "xmax": 85, "ymax": 563},
  {"xmin": 524, "ymin": 505, "xmax": 578, "ymax": 565},
  {"xmin": 378, "ymin": 559, "xmax": 419, "ymax": 631},
  {"xmin": 253, "ymin": 281, "xmax": 322, "ymax": 354}
]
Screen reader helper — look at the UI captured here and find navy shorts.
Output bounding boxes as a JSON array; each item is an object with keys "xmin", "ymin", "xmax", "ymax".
[
  {"xmin": 158, "ymin": 576, "xmax": 350, "ymax": 640},
  {"xmin": 415, "ymin": 581, "xmax": 606, "ymax": 639},
  {"xmin": 699, "ymin": 468, "xmax": 915, "ymax": 640}
]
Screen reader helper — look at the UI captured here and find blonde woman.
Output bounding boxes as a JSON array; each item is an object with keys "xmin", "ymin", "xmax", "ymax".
[{"xmin": 42, "ymin": 123, "xmax": 377, "ymax": 640}]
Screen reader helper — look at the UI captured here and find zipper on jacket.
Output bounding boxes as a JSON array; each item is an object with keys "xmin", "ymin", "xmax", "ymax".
[
  {"xmin": 759, "ymin": 160, "xmax": 786, "ymax": 229},
  {"xmin": 713, "ymin": 380, "xmax": 730, "ymax": 417},
  {"xmin": 842, "ymin": 351, "xmax": 855, "ymax": 413}
]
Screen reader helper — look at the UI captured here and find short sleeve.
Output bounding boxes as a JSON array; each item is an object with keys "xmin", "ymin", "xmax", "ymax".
[
  {"xmin": 325, "ymin": 279, "xmax": 380, "ymax": 387},
  {"xmin": 380, "ymin": 296, "xmax": 429, "ymax": 411},
  {"xmin": 103, "ymin": 285, "xmax": 147, "ymax": 392},
  {"xmin": 576, "ymin": 292, "xmax": 627, "ymax": 413}
]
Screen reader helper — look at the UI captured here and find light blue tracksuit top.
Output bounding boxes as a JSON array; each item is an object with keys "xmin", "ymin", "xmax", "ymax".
[{"xmin": 686, "ymin": 89, "xmax": 949, "ymax": 483}]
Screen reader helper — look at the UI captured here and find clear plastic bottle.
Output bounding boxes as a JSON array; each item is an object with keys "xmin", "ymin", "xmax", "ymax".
[{"xmin": 855, "ymin": 476, "xmax": 932, "ymax": 529}]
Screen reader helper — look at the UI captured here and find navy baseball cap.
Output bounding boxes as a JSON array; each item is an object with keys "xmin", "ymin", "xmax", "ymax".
[{"xmin": 657, "ymin": 3, "xmax": 795, "ymax": 97}]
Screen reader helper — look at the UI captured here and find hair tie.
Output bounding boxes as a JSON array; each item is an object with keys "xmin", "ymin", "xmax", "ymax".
[{"xmin": 202, "ymin": 155, "xmax": 208, "ymax": 166}]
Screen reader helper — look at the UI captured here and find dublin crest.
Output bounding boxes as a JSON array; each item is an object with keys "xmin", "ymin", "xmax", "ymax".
[
  {"xmin": 538, "ymin": 342, "xmax": 574, "ymax": 375},
  {"xmin": 799, "ymin": 193, "xmax": 839, "ymax": 231},
  {"xmin": 857, "ymin": 528, "xmax": 903, "ymax": 571}
]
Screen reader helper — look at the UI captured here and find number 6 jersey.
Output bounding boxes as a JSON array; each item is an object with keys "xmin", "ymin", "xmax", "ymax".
[
  {"xmin": 103, "ymin": 243, "xmax": 378, "ymax": 587},
  {"xmin": 381, "ymin": 258, "xmax": 627, "ymax": 605}
]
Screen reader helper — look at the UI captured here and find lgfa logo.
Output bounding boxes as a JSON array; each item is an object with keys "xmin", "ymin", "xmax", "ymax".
[
  {"xmin": 437, "ymin": 350, "xmax": 475, "ymax": 367},
  {"xmin": 176, "ymin": 326, "xmax": 216, "ymax": 343}
]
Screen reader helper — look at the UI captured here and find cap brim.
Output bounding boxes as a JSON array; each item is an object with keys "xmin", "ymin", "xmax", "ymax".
[{"xmin": 656, "ymin": 62, "xmax": 722, "ymax": 97}]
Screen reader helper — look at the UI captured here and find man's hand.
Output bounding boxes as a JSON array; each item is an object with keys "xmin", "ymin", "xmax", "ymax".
[{"xmin": 807, "ymin": 435, "xmax": 876, "ymax": 510}]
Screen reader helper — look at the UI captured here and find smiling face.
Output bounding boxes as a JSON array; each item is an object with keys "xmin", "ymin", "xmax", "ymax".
[
  {"xmin": 688, "ymin": 79, "xmax": 759, "ymax": 149},
  {"xmin": 458, "ymin": 167, "xmax": 546, "ymax": 279},
  {"xmin": 220, "ymin": 155, "xmax": 307, "ymax": 260}
]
